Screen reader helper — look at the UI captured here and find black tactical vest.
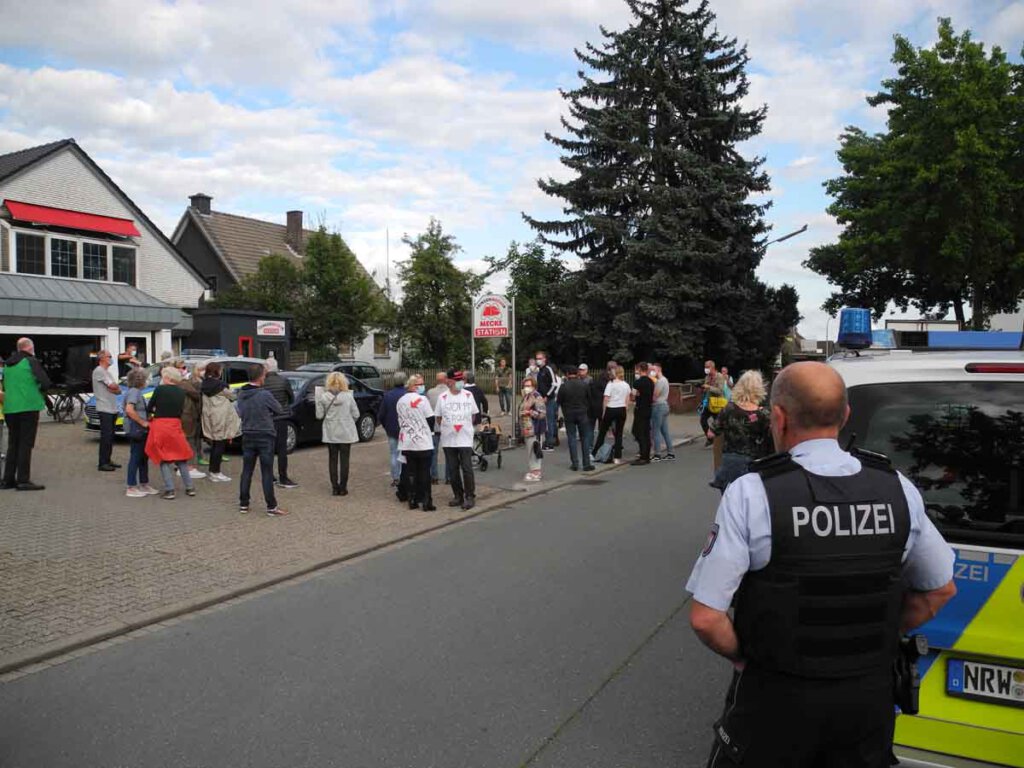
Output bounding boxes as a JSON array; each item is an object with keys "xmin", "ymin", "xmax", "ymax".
[{"xmin": 734, "ymin": 449, "xmax": 911, "ymax": 679}]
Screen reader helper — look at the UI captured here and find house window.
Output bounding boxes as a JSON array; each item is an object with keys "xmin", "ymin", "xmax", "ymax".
[
  {"xmin": 83, "ymin": 242, "xmax": 108, "ymax": 281},
  {"xmin": 50, "ymin": 238, "xmax": 78, "ymax": 278},
  {"xmin": 338, "ymin": 340, "xmax": 354, "ymax": 358},
  {"xmin": 15, "ymin": 233, "xmax": 45, "ymax": 275},
  {"xmin": 113, "ymin": 246, "xmax": 136, "ymax": 286},
  {"xmin": 373, "ymin": 333, "xmax": 389, "ymax": 357}
]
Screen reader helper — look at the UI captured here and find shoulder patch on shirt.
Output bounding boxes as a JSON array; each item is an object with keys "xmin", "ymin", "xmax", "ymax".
[{"xmin": 702, "ymin": 524, "xmax": 719, "ymax": 557}]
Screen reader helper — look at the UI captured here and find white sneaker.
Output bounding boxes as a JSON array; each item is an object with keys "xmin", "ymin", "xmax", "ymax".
[
  {"xmin": 188, "ymin": 468, "xmax": 207, "ymax": 479},
  {"xmin": 524, "ymin": 472, "xmax": 542, "ymax": 482},
  {"xmin": 613, "ymin": 458, "xmax": 622, "ymax": 465},
  {"xmin": 125, "ymin": 487, "xmax": 147, "ymax": 498},
  {"xmin": 208, "ymin": 472, "xmax": 231, "ymax": 483},
  {"xmin": 140, "ymin": 484, "xmax": 161, "ymax": 495}
]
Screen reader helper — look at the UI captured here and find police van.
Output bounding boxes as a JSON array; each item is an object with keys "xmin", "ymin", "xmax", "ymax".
[{"xmin": 829, "ymin": 339, "xmax": 1024, "ymax": 767}]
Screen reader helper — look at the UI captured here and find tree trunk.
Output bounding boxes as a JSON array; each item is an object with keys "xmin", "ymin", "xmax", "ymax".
[
  {"xmin": 952, "ymin": 298, "xmax": 966, "ymax": 330},
  {"xmin": 970, "ymin": 285, "xmax": 985, "ymax": 330}
]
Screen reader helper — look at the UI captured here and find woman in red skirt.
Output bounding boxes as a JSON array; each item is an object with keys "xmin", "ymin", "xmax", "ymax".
[{"xmin": 146, "ymin": 366, "xmax": 196, "ymax": 500}]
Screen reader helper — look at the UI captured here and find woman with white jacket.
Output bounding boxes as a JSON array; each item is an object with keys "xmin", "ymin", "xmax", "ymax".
[{"xmin": 315, "ymin": 371, "xmax": 361, "ymax": 496}]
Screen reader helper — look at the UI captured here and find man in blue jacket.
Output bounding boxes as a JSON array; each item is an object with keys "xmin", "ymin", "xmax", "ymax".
[
  {"xmin": 236, "ymin": 364, "xmax": 286, "ymax": 516},
  {"xmin": 376, "ymin": 371, "xmax": 407, "ymax": 487}
]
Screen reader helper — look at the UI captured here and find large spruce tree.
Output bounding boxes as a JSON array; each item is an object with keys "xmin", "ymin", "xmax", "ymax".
[{"xmin": 526, "ymin": 0, "xmax": 798, "ymax": 370}]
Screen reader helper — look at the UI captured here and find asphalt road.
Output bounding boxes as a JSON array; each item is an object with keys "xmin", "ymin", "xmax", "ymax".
[{"xmin": 0, "ymin": 443, "xmax": 731, "ymax": 768}]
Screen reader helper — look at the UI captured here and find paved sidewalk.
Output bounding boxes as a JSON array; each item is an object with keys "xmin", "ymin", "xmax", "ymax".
[{"xmin": 0, "ymin": 411, "xmax": 700, "ymax": 671}]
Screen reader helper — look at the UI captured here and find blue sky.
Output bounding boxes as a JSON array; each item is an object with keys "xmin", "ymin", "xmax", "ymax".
[{"xmin": 1, "ymin": 0, "xmax": 1022, "ymax": 340}]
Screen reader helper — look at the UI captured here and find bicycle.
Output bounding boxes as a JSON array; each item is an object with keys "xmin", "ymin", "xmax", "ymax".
[{"xmin": 46, "ymin": 380, "xmax": 88, "ymax": 424}]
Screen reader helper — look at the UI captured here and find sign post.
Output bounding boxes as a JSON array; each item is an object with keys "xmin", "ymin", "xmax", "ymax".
[
  {"xmin": 472, "ymin": 293, "xmax": 512, "ymax": 422},
  {"xmin": 511, "ymin": 295, "xmax": 517, "ymax": 444}
]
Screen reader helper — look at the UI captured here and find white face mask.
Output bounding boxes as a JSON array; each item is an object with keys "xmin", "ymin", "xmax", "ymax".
[
  {"xmin": 522, "ymin": 387, "xmax": 534, "ymax": 395},
  {"xmin": 704, "ymin": 368, "xmax": 710, "ymax": 375}
]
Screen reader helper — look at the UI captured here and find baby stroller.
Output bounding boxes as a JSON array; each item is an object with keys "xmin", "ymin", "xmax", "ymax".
[{"xmin": 471, "ymin": 414, "xmax": 503, "ymax": 471}]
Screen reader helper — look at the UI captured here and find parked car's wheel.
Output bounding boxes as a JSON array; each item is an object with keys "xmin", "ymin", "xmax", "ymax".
[
  {"xmin": 357, "ymin": 413, "xmax": 376, "ymax": 442},
  {"xmin": 286, "ymin": 422, "xmax": 299, "ymax": 453}
]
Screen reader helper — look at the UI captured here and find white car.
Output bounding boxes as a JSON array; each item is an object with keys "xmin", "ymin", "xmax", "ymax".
[{"xmin": 829, "ymin": 348, "xmax": 1024, "ymax": 768}]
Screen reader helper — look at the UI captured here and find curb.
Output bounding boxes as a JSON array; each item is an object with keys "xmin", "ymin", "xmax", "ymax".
[{"xmin": 0, "ymin": 435, "xmax": 697, "ymax": 676}]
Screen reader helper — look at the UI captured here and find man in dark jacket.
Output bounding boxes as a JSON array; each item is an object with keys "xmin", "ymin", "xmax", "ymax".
[
  {"xmin": 462, "ymin": 371, "xmax": 488, "ymax": 423},
  {"xmin": 557, "ymin": 365, "xmax": 595, "ymax": 472},
  {"xmin": 1, "ymin": 338, "xmax": 51, "ymax": 490},
  {"xmin": 377, "ymin": 371, "xmax": 407, "ymax": 487},
  {"xmin": 631, "ymin": 361, "xmax": 654, "ymax": 465},
  {"xmin": 534, "ymin": 351, "xmax": 558, "ymax": 449},
  {"xmin": 263, "ymin": 357, "xmax": 296, "ymax": 488},
  {"xmin": 237, "ymin": 364, "xmax": 285, "ymax": 515}
]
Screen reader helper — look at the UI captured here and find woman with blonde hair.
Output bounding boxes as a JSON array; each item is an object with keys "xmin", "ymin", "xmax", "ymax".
[
  {"xmin": 709, "ymin": 369, "xmax": 772, "ymax": 492},
  {"xmin": 593, "ymin": 366, "xmax": 630, "ymax": 464},
  {"xmin": 316, "ymin": 371, "xmax": 361, "ymax": 496}
]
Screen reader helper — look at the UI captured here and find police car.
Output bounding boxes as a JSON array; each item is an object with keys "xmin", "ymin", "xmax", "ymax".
[{"xmin": 829, "ymin": 342, "xmax": 1024, "ymax": 768}]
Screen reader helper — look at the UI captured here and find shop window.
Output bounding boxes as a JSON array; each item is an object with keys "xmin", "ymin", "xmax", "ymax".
[
  {"xmin": 50, "ymin": 238, "xmax": 78, "ymax": 278},
  {"xmin": 83, "ymin": 242, "xmax": 108, "ymax": 281},
  {"xmin": 373, "ymin": 333, "xmax": 389, "ymax": 357},
  {"xmin": 15, "ymin": 233, "xmax": 45, "ymax": 275},
  {"xmin": 113, "ymin": 246, "xmax": 136, "ymax": 286}
]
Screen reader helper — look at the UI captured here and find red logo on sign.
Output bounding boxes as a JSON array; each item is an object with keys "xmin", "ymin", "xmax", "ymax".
[{"xmin": 483, "ymin": 303, "xmax": 501, "ymax": 317}]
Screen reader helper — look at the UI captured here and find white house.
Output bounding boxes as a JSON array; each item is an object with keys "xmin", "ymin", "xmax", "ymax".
[{"xmin": 0, "ymin": 139, "xmax": 208, "ymax": 382}]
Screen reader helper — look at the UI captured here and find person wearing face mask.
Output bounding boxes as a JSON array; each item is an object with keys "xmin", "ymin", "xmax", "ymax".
[
  {"xmin": 462, "ymin": 370, "xmax": 488, "ymax": 421},
  {"xmin": 396, "ymin": 375, "xmax": 436, "ymax": 511},
  {"xmin": 519, "ymin": 376, "xmax": 546, "ymax": 482},
  {"xmin": 686, "ymin": 362, "xmax": 955, "ymax": 768},
  {"xmin": 700, "ymin": 359, "xmax": 728, "ymax": 448},
  {"xmin": 557, "ymin": 365, "xmax": 595, "ymax": 472},
  {"xmin": 630, "ymin": 361, "xmax": 654, "ymax": 465},
  {"xmin": 436, "ymin": 371, "xmax": 479, "ymax": 509},
  {"xmin": 533, "ymin": 351, "xmax": 559, "ymax": 450}
]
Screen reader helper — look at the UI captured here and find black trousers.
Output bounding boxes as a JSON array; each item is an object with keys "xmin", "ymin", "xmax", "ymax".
[
  {"xmin": 274, "ymin": 420, "xmax": 290, "ymax": 481},
  {"xmin": 443, "ymin": 446, "xmax": 475, "ymax": 500},
  {"xmin": 632, "ymin": 408, "xmax": 651, "ymax": 460},
  {"xmin": 209, "ymin": 439, "xmax": 227, "ymax": 474},
  {"xmin": 327, "ymin": 443, "xmax": 351, "ymax": 492},
  {"xmin": 706, "ymin": 667, "xmax": 894, "ymax": 768},
  {"xmin": 402, "ymin": 449, "xmax": 433, "ymax": 507},
  {"xmin": 98, "ymin": 412, "xmax": 116, "ymax": 467},
  {"xmin": 3, "ymin": 411, "xmax": 39, "ymax": 485},
  {"xmin": 595, "ymin": 407, "xmax": 627, "ymax": 459}
]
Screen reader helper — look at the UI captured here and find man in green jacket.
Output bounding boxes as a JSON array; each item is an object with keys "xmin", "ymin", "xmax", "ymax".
[{"xmin": 1, "ymin": 338, "xmax": 51, "ymax": 491}]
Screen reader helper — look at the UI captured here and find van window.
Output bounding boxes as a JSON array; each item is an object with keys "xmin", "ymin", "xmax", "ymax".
[
  {"xmin": 843, "ymin": 382, "xmax": 1024, "ymax": 548},
  {"xmin": 226, "ymin": 366, "xmax": 250, "ymax": 385}
]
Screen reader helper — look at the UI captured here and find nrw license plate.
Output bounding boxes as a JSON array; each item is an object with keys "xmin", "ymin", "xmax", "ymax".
[{"xmin": 947, "ymin": 658, "xmax": 1024, "ymax": 708}]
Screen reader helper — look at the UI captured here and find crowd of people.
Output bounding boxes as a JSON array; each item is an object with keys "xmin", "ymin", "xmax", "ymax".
[{"xmin": 1, "ymin": 337, "xmax": 750, "ymax": 513}]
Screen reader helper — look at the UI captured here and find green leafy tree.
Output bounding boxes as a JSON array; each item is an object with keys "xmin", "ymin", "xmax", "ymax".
[
  {"xmin": 484, "ymin": 239, "xmax": 576, "ymax": 364},
  {"xmin": 398, "ymin": 219, "xmax": 484, "ymax": 367},
  {"xmin": 806, "ymin": 19, "xmax": 1024, "ymax": 329},
  {"xmin": 526, "ymin": 0, "xmax": 797, "ymax": 368},
  {"xmin": 294, "ymin": 228, "xmax": 385, "ymax": 355},
  {"xmin": 208, "ymin": 254, "xmax": 302, "ymax": 314}
]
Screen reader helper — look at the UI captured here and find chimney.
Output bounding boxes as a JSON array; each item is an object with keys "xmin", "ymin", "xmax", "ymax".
[
  {"xmin": 286, "ymin": 210, "xmax": 303, "ymax": 252},
  {"xmin": 189, "ymin": 193, "xmax": 212, "ymax": 215}
]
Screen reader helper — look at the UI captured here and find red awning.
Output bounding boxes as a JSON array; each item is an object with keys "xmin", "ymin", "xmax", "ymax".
[{"xmin": 3, "ymin": 199, "xmax": 140, "ymax": 237}]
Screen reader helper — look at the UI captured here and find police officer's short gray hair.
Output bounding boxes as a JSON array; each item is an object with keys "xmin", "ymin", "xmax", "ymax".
[
  {"xmin": 770, "ymin": 363, "xmax": 847, "ymax": 431},
  {"xmin": 393, "ymin": 371, "xmax": 408, "ymax": 388},
  {"xmin": 464, "ymin": 371, "xmax": 476, "ymax": 384}
]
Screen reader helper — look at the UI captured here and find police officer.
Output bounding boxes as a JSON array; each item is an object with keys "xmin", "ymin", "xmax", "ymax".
[{"xmin": 686, "ymin": 361, "xmax": 956, "ymax": 767}]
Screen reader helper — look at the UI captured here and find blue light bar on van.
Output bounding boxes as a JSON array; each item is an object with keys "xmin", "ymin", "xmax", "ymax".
[
  {"xmin": 927, "ymin": 331, "xmax": 1023, "ymax": 350},
  {"xmin": 871, "ymin": 329, "xmax": 897, "ymax": 349}
]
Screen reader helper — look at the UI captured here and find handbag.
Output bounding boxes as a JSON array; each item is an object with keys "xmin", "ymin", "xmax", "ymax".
[{"xmin": 708, "ymin": 395, "xmax": 728, "ymax": 414}]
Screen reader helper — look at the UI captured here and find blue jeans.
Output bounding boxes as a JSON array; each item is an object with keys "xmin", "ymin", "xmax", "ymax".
[
  {"xmin": 498, "ymin": 387, "xmax": 511, "ymax": 413},
  {"xmin": 564, "ymin": 413, "xmax": 593, "ymax": 468},
  {"xmin": 651, "ymin": 402, "xmax": 672, "ymax": 455},
  {"xmin": 388, "ymin": 436, "xmax": 401, "ymax": 481},
  {"xmin": 545, "ymin": 397, "xmax": 559, "ymax": 446},
  {"xmin": 126, "ymin": 437, "xmax": 149, "ymax": 486},
  {"xmin": 431, "ymin": 433, "xmax": 450, "ymax": 482},
  {"xmin": 240, "ymin": 433, "xmax": 278, "ymax": 509},
  {"xmin": 159, "ymin": 460, "xmax": 192, "ymax": 491}
]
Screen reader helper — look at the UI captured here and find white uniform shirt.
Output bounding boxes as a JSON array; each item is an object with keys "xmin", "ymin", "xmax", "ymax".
[
  {"xmin": 437, "ymin": 389, "xmax": 479, "ymax": 449},
  {"xmin": 604, "ymin": 380, "xmax": 631, "ymax": 408},
  {"xmin": 397, "ymin": 391, "xmax": 435, "ymax": 452},
  {"xmin": 686, "ymin": 438, "xmax": 955, "ymax": 612}
]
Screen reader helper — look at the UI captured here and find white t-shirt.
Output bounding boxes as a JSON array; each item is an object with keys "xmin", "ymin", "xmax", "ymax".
[
  {"xmin": 437, "ymin": 389, "xmax": 479, "ymax": 449},
  {"xmin": 604, "ymin": 380, "xmax": 631, "ymax": 409},
  {"xmin": 397, "ymin": 391, "xmax": 435, "ymax": 452}
]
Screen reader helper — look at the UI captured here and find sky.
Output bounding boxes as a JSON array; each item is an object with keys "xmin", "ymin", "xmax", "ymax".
[{"xmin": 1, "ymin": 0, "xmax": 1022, "ymax": 341}]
